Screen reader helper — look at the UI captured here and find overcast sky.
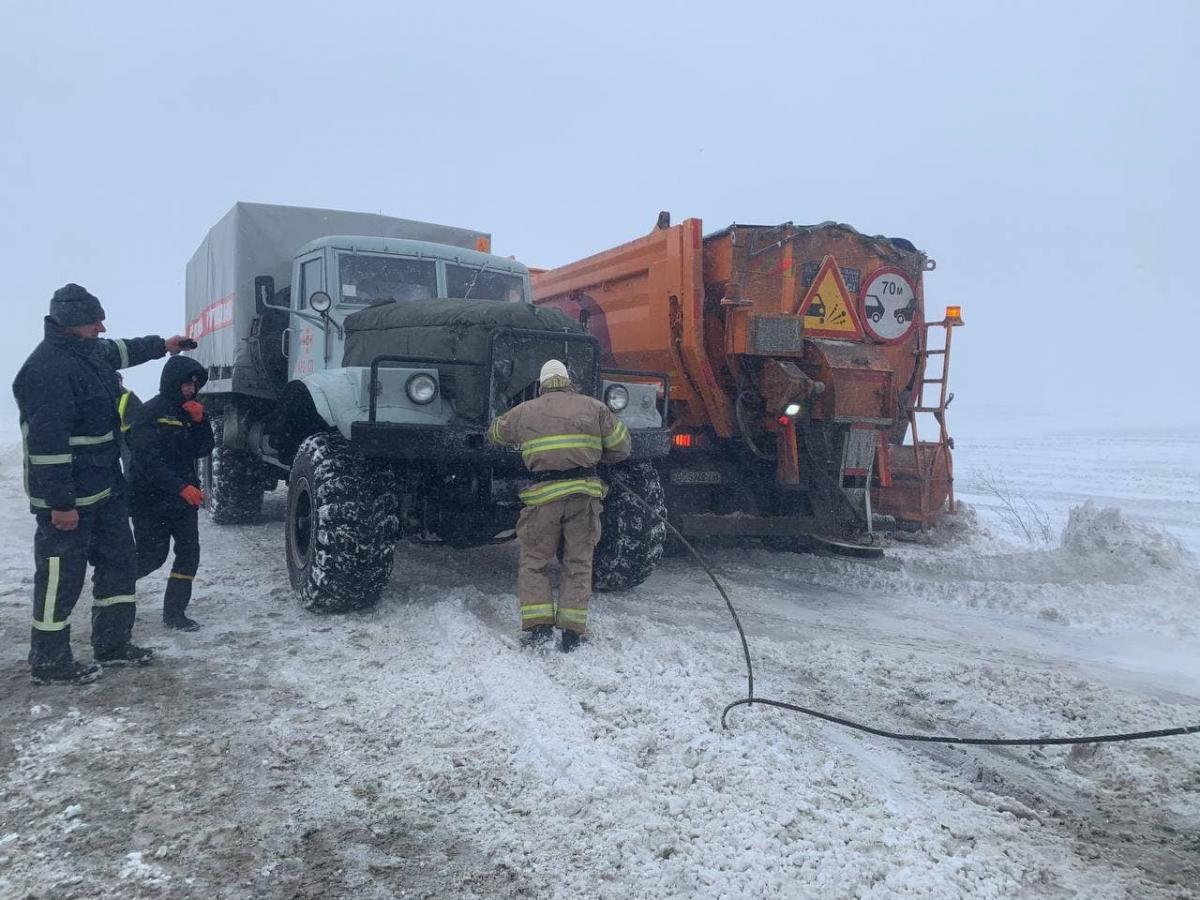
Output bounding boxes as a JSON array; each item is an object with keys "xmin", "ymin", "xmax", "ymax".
[{"xmin": 2, "ymin": 0, "xmax": 1196, "ymax": 428}]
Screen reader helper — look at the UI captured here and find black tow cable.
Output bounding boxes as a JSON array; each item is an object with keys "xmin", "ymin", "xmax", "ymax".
[{"xmin": 609, "ymin": 471, "xmax": 1200, "ymax": 747}]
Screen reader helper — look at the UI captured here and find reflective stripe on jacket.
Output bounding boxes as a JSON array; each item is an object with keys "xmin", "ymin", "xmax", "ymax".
[
  {"xmin": 487, "ymin": 385, "xmax": 631, "ymax": 505},
  {"xmin": 117, "ymin": 389, "xmax": 143, "ymax": 433},
  {"xmin": 12, "ymin": 318, "xmax": 166, "ymax": 512}
]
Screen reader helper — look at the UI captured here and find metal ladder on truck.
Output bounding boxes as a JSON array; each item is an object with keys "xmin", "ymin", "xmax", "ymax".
[{"xmin": 906, "ymin": 308, "xmax": 962, "ymax": 524}]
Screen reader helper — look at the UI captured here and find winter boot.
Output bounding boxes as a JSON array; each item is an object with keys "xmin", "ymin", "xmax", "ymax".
[
  {"xmin": 521, "ymin": 625, "xmax": 555, "ymax": 648},
  {"xmin": 560, "ymin": 630, "xmax": 587, "ymax": 653},
  {"xmin": 31, "ymin": 660, "xmax": 102, "ymax": 686},
  {"xmin": 163, "ymin": 593, "xmax": 200, "ymax": 632},
  {"xmin": 94, "ymin": 643, "xmax": 156, "ymax": 667}
]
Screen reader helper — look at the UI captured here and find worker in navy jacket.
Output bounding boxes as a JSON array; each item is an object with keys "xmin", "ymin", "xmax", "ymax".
[
  {"xmin": 12, "ymin": 283, "xmax": 191, "ymax": 685},
  {"xmin": 129, "ymin": 356, "xmax": 214, "ymax": 631}
]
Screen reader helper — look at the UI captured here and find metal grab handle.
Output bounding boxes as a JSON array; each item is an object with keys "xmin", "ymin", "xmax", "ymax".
[{"xmin": 281, "ymin": 327, "xmax": 292, "ymax": 359}]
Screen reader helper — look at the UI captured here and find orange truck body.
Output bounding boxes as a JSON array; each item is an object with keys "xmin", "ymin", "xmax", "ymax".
[{"xmin": 532, "ymin": 218, "xmax": 954, "ymax": 541}]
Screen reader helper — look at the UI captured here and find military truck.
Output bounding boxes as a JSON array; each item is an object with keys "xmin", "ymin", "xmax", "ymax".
[{"xmin": 187, "ymin": 203, "xmax": 670, "ymax": 612}]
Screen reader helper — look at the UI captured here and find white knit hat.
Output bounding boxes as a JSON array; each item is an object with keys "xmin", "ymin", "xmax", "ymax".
[{"xmin": 539, "ymin": 359, "xmax": 570, "ymax": 384}]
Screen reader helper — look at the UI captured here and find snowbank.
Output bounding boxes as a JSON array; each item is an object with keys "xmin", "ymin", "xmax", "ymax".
[{"xmin": 1060, "ymin": 500, "xmax": 1189, "ymax": 570}]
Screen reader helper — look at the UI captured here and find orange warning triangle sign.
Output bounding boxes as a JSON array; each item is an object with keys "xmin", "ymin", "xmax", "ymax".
[{"xmin": 796, "ymin": 256, "xmax": 863, "ymax": 340}]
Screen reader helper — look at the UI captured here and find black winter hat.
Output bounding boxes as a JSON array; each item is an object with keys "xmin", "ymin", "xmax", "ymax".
[{"xmin": 50, "ymin": 283, "xmax": 106, "ymax": 327}]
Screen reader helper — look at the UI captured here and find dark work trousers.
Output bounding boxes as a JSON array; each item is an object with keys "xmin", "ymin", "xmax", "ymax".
[
  {"xmin": 133, "ymin": 505, "xmax": 200, "ymax": 619},
  {"xmin": 30, "ymin": 496, "xmax": 139, "ymax": 670}
]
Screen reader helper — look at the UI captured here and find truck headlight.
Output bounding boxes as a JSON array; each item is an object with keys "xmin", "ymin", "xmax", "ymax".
[
  {"xmin": 604, "ymin": 385, "xmax": 629, "ymax": 412},
  {"xmin": 406, "ymin": 373, "xmax": 438, "ymax": 405}
]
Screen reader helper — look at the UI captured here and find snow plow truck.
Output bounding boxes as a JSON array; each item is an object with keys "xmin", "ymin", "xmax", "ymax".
[
  {"xmin": 532, "ymin": 217, "xmax": 962, "ymax": 554},
  {"xmin": 186, "ymin": 203, "xmax": 670, "ymax": 611}
]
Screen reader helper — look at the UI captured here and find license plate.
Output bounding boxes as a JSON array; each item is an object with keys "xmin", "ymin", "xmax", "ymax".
[{"xmin": 670, "ymin": 470, "xmax": 722, "ymax": 485}]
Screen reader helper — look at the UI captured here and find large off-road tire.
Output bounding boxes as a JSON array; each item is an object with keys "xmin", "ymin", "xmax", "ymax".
[
  {"xmin": 202, "ymin": 416, "xmax": 265, "ymax": 524},
  {"xmin": 593, "ymin": 462, "xmax": 667, "ymax": 592},
  {"xmin": 286, "ymin": 432, "xmax": 398, "ymax": 613}
]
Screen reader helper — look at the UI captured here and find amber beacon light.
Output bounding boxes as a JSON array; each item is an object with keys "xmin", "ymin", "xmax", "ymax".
[{"xmin": 944, "ymin": 305, "xmax": 964, "ymax": 326}]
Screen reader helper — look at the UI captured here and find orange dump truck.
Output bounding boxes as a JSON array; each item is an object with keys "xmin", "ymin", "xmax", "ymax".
[{"xmin": 532, "ymin": 217, "xmax": 961, "ymax": 553}]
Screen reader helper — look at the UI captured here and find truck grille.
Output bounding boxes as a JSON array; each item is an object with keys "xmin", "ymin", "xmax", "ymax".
[{"xmin": 500, "ymin": 383, "xmax": 539, "ymax": 412}]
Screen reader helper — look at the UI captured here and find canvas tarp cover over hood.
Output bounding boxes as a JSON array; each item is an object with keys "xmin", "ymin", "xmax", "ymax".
[{"xmin": 342, "ymin": 299, "xmax": 587, "ymax": 421}]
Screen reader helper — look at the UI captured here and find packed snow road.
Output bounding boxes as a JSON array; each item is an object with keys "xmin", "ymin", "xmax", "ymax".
[{"xmin": 1, "ymin": 440, "xmax": 1198, "ymax": 899}]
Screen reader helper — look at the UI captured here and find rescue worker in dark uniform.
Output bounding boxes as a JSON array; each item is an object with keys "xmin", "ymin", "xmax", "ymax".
[
  {"xmin": 129, "ymin": 356, "xmax": 214, "ymax": 631},
  {"xmin": 12, "ymin": 283, "xmax": 191, "ymax": 685},
  {"xmin": 487, "ymin": 360, "xmax": 631, "ymax": 651}
]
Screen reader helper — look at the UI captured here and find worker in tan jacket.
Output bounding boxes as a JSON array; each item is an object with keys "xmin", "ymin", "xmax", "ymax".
[{"xmin": 487, "ymin": 359, "xmax": 631, "ymax": 651}]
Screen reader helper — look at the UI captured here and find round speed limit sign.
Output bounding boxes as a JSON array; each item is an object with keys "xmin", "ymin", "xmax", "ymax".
[{"xmin": 860, "ymin": 268, "xmax": 919, "ymax": 342}]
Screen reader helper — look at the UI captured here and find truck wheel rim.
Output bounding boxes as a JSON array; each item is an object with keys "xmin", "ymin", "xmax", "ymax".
[{"xmin": 290, "ymin": 476, "xmax": 314, "ymax": 569}]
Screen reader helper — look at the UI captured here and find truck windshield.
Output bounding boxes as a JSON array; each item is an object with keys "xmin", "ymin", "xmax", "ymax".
[
  {"xmin": 446, "ymin": 264, "xmax": 525, "ymax": 302},
  {"xmin": 338, "ymin": 254, "xmax": 438, "ymax": 305}
]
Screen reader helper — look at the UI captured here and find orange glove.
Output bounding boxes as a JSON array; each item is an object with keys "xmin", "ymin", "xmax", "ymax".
[
  {"xmin": 181, "ymin": 400, "xmax": 205, "ymax": 423},
  {"xmin": 180, "ymin": 485, "xmax": 204, "ymax": 507}
]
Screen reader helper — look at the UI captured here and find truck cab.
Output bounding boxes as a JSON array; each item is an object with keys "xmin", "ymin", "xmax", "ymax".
[
  {"xmin": 285, "ymin": 236, "xmax": 531, "ymax": 380},
  {"xmin": 261, "ymin": 235, "xmax": 666, "ymax": 460}
]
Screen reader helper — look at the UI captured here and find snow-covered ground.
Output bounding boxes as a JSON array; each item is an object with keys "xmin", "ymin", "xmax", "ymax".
[{"xmin": 1, "ymin": 415, "xmax": 1198, "ymax": 899}]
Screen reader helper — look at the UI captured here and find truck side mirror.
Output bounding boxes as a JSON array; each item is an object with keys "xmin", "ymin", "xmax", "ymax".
[{"xmin": 254, "ymin": 275, "xmax": 276, "ymax": 314}]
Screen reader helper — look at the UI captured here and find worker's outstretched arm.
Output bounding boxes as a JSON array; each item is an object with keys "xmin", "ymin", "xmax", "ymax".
[{"xmin": 101, "ymin": 335, "xmax": 167, "ymax": 370}]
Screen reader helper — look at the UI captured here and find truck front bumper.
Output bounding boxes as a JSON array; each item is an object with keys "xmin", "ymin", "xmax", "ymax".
[{"xmin": 350, "ymin": 423, "xmax": 671, "ymax": 462}]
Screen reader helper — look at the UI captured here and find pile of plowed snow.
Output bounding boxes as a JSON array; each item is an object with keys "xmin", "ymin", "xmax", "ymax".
[
  {"xmin": 805, "ymin": 501, "xmax": 1200, "ymax": 639},
  {"xmin": 1060, "ymin": 500, "xmax": 1189, "ymax": 570}
]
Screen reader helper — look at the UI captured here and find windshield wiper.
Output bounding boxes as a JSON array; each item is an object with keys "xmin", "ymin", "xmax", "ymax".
[{"xmin": 461, "ymin": 260, "xmax": 490, "ymax": 299}]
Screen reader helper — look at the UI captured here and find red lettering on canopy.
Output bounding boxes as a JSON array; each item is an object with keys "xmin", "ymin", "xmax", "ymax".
[{"xmin": 186, "ymin": 294, "xmax": 234, "ymax": 341}]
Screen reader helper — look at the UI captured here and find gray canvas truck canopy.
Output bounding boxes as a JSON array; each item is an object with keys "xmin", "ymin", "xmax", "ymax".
[{"xmin": 186, "ymin": 202, "xmax": 489, "ymax": 398}]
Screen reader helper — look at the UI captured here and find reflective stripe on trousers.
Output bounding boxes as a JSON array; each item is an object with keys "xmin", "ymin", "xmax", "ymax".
[
  {"xmin": 515, "ymin": 494, "xmax": 601, "ymax": 635},
  {"xmin": 520, "ymin": 602, "xmax": 555, "ymax": 626},
  {"xmin": 32, "ymin": 557, "xmax": 65, "ymax": 632}
]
